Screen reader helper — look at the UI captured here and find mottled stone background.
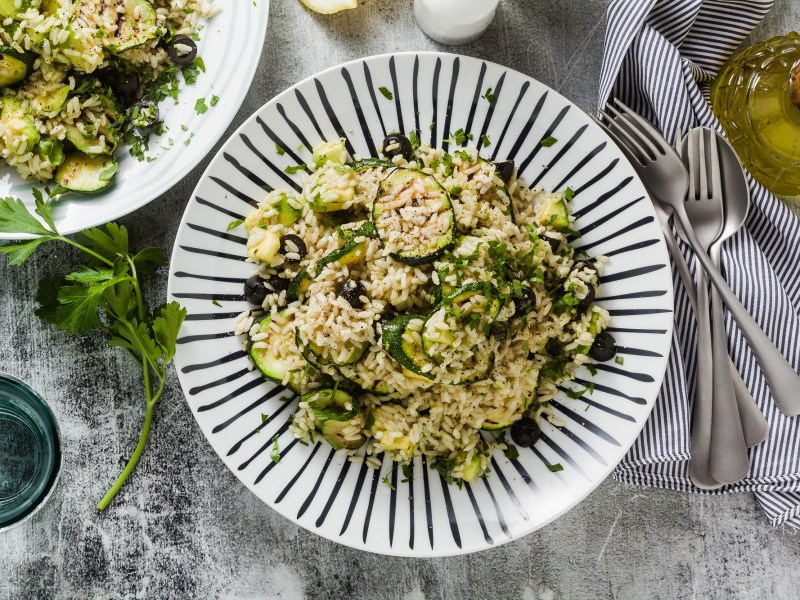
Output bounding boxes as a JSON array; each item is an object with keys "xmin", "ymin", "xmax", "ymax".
[{"xmin": 2, "ymin": 1, "xmax": 800, "ymax": 598}]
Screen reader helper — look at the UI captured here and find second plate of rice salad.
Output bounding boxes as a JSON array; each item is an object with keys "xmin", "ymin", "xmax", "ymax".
[
  {"xmin": 234, "ymin": 134, "xmax": 619, "ymax": 485},
  {"xmin": 0, "ymin": 0, "xmax": 217, "ymax": 192}
]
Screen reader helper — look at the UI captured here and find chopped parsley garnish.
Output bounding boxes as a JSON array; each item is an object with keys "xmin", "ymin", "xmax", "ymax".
[
  {"xmin": 261, "ymin": 413, "xmax": 269, "ymax": 423},
  {"xmin": 547, "ymin": 463, "xmax": 564, "ymax": 472},
  {"xmin": 270, "ymin": 435, "xmax": 281, "ymax": 462},
  {"xmin": 449, "ymin": 186, "xmax": 463, "ymax": 195},
  {"xmin": 211, "ymin": 299, "xmax": 222, "ymax": 307},
  {"xmin": 480, "ymin": 133, "xmax": 491, "ymax": 147},
  {"xmin": 616, "ymin": 356, "xmax": 625, "ymax": 365},
  {"xmin": 98, "ymin": 162, "xmax": 118, "ymax": 181},
  {"xmin": 227, "ymin": 219, "xmax": 244, "ymax": 231},
  {"xmin": 378, "ymin": 86, "xmax": 393, "ymax": 100},
  {"xmin": 194, "ymin": 97, "xmax": 209, "ymax": 114},
  {"xmin": 504, "ymin": 445, "xmax": 520, "ymax": 460},
  {"xmin": 448, "ymin": 128, "xmax": 472, "ymax": 146},
  {"xmin": 586, "ymin": 363, "xmax": 598, "ymax": 376},
  {"xmin": 409, "ymin": 129, "xmax": 420, "ymax": 149},
  {"xmin": 183, "ymin": 132, "xmax": 195, "ymax": 146},
  {"xmin": 430, "ymin": 457, "xmax": 464, "ymax": 488},
  {"xmin": 483, "ymin": 87, "xmax": 497, "ymax": 104},
  {"xmin": 210, "ymin": 95, "xmax": 219, "ymax": 106},
  {"xmin": 275, "ymin": 144, "xmax": 286, "ymax": 156},
  {"xmin": 540, "ymin": 135, "xmax": 558, "ymax": 147},
  {"xmin": 401, "ymin": 463, "xmax": 413, "ymax": 483},
  {"xmin": 565, "ymin": 383, "xmax": 594, "ymax": 399},
  {"xmin": 381, "ymin": 472, "xmax": 396, "ymax": 490},
  {"xmin": 563, "ymin": 187, "xmax": 575, "ymax": 202},
  {"xmin": 284, "ymin": 164, "xmax": 307, "ymax": 174}
]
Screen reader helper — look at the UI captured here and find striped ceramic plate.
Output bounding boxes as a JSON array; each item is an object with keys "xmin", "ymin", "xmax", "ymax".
[
  {"xmin": 0, "ymin": 1, "xmax": 269, "ymax": 239},
  {"xmin": 167, "ymin": 52, "xmax": 674, "ymax": 557}
]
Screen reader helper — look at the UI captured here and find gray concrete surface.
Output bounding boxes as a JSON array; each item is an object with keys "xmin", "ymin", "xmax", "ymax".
[{"xmin": 2, "ymin": 0, "xmax": 800, "ymax": 598}]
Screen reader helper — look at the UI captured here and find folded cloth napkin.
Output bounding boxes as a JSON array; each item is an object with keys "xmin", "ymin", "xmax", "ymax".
[{"xmin": 598, "ymin": 0, "xmax": 800, "ymax": 528}]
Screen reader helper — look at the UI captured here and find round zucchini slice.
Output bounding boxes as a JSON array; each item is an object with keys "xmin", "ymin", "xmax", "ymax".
[
  {"xmin": 373, "ymin": 168, "xmax": 455, "ymax": 265},
  {"xmin": 54, "ymin": 153, "xmax": 118, "ymax": 194}
]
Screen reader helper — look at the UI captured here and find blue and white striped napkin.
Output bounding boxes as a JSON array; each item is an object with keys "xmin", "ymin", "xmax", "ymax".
[{"xmin": 598, "ymin": 0, "xmax": 800, "ymax": 529}]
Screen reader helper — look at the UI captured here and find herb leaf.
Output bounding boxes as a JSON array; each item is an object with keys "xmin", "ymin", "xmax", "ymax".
[
  {"xmin": 378, "ymin": 86, "xmax": 393, "ymax": 100},
  {"xmin": 0, "ymin": 197, "xmax": 52, "ymax": 236},
  {"xmin": 540, "ymin": 136, "xmax": 558, "ymax": 147}
]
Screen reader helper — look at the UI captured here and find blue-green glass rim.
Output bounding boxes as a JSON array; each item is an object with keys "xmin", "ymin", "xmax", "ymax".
[{"xmin": 0, "ymin": 373, "xmax": 62, "ymax": 532}]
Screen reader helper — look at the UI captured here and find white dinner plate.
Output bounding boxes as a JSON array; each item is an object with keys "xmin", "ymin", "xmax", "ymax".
[
  {"xmin": 0, "ymin": 0, "xmax": 270, "ymax": 239},
  {"xmin": 167, "ymin": 52, "xmax": 674, "ymax": 556}
]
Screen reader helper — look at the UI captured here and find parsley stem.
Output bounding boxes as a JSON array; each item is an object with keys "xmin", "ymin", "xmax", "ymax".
[
  {"xmin": 96, "ymin": 398, "xmax": 155, "ymax": 510},
  {"xmin": 60, "ymin": 236, "xmax": 114, "ymax": 267}
]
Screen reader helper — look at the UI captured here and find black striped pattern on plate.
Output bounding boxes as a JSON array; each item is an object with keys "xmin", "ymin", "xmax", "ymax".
[{"xmin": 167, "ymin": 52, "xmax": 674, "ymax": 557}]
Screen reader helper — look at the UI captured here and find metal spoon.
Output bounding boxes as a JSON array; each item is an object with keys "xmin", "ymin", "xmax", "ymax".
[{"xmin": 707, "ymin": 132, "xmax": 769, "ymax": 451}]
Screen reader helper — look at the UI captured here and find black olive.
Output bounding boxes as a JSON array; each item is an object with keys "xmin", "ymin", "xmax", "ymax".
[
  {"xmin": 545, "ymin": 338, "xmax": 562, "ymax": 356},
  {"xmin": 279, "ymin": 234, "xmax": 307, "ymax": 263},
  {"xmin": 494, "ymin": 160, "xmax": 515, "ymax": 184},
  {"xmin": 128, "ymin": 99, "xmax": 159, "ymax": 130},
  {"xmin": 381, "ymin": 134, "xmax": 413, "ymax": 161},
  {"xmin": 264, "ymin": 275, "xmax": 290, "ymax": 294},
  {"xmin": 490, "ymin": 322, "xmax": 509, "ymax": 342},
  {"xmin": 543, "ymin": 236, "xmax": 560, "ymax": 253},
  {"xmin": 510, "ymin": 417, "xmax": 541, "ymax": 447},
  {"xmin": 165, "ymin": 35, "xmax": 198, "ymax": 66},
  {"xmin": 572, "ymin": 260, "xmax": 597, "ymax": 276},
  {"xmin": 244, "ymin": 276, "xmax": 269, "ymax": 305},
  {"xmin": 513, "ymin": 286, "xmax": 536, "ymax": 318},
  {"xmin": 577, "ymin": 285, "xmax": 596, "ymax": 311},
  {"xmin": 336, "ymin": 279, "xmax": 368, "ymax": 309},
  {"xmin": 106, "ymin": 70, "xmax": 140, "ymax": 100},
  {"xmin": 588, "ymin": 331, "xmax": 617, "ymax": 362}
]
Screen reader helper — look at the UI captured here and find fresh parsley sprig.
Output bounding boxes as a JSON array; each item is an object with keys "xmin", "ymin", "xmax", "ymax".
[{"xmin": 0, "ymin": 190, "xmax": 186, "ymax": 510}]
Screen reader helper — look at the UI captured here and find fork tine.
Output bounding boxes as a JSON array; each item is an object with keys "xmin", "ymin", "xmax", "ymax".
[
  {"xmin": 687, "ymin": 129, "xmax": 698, "ymax": 201},
  {"xmin": 605, "ymin": 103, "xmax": 660, "ymax": 160},
  {"xmin": 612, "ymin": 99, "xmax": 675, "ymax": 155},
  {"xmin": 698, "ymin": 129, "xmax": 709, "ymax": 200},
  {"xmin": 708, "ymin": 130, "xmax": 723, "ymax": 201},
  {"xmin": 597, "ymin": 108, "xmax": 650, "ymax": 163},
  {"xmin": 591, "ymin": 115, "xmax": 642, "ymax": 166}
]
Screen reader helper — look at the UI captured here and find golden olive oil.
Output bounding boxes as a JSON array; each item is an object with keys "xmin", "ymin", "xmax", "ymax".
[{"xmin": 711, "ymin": 33, "xmax": 800, "ymax": 198}]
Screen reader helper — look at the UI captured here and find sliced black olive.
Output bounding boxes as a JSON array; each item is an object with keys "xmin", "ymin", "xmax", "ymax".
[
  {"xmin": 279, "ymin": 234, "xmax": 307, "ymax": 263},
  {"xmin": 543, "ymin": 235, "xmax": 561, "ymax": 253},
  {"xmin": 572, "ymin": 260, "xmax": 597, "ymax": 276},
  {"xmin": 166, "ymin": 35, "xmax": 197, "ymax": 66},
  {"xmin": 244, "ymin": 276, "xmax": 268, "ymax": 305},
  {"xmin": 588, "ymin": 331, "xmax": 617, "ymax": 362},
  {"xmin": 264, "ymin": 275, "xmax": 290, "ymax": 294},
  {"xmin": 510, "ymin": 417, "xmax": 541, "ymax": 447},
  {"xmin": 128, "ymin": 99, "xmax": 159, "ymax": 130},
  {"xmin": 106, "ymin": 70, "xmax": 140, "ymax": 100},
  {"xmin": 576, "ymin": 285, "xmax": 596, "ymax": 311},
  {"xmin": 494, "ymin": 160, "xmax": 515, "ymax": 184},
  {"xmin": 381, "ymin": 134, "xmax": 413, "ymax": 161},
  {"xmin": 545, "ymin": 338, "xmax": 562, "ymax": 356},
  {"xmin": 336, "ymin": 279, "xmax": 368, "ymax": 309},
  {"xmin": 490, "ymin": 321, "xmax": 509, "ymax": 342},
  {"xmin": 513, "ymin": 286, "xmax": 536, "ymax": 318}
]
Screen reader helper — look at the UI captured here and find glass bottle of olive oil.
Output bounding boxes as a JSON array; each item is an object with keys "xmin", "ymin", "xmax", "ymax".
[{"xmin": 711, "ymin": 33, "xmax": 800, "ymax": 198}]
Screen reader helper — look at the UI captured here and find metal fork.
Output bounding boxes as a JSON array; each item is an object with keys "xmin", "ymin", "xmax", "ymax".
[
  {"xmin": 683, "ymin": 128, "xmax": 749, "ymax": 484},
  {"xmin": 592, "ymin": 99, "xmax": 800, "ymax": 418}
]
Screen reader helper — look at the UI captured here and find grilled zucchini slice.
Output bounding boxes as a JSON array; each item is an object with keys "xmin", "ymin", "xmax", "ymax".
[{"xmin": 373, "ymin": 168, "xmax": 455, "ymax": 265}]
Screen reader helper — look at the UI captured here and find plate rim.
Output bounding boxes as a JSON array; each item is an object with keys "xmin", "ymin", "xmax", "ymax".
[{"xmin": 167, "ymin": 50, "xmax": 675, "ymax": 557}]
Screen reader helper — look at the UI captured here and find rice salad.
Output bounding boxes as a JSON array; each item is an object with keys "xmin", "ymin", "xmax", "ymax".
[
  {"xmin": 0, "ymin": 0, "xmax": 218, "ymax": 190},
  {"xmin": 234, "ymin": 135, "xmax": 616, "ymax": 484}
]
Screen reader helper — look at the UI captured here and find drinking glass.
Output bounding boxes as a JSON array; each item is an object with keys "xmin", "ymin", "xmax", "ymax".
[{"xmin": 0, "ymin": 374, "xmax": 62, "ymax": 531}]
